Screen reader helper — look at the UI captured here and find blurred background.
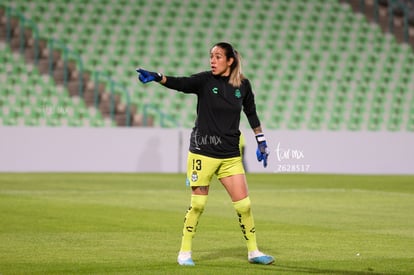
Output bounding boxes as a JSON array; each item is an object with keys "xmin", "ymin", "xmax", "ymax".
[
  {"xmin": 1, "ymin": 0, "xmax": 414, "ymax": 173},
  {"xmin": 1, "ymin": 0, "xmax": 414, "ymax": 130}
]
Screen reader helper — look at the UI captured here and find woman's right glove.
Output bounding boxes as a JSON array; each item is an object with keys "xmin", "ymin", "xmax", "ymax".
[{"xmin": 136, "ymin": 68, "xmax": 163, "ymax": 83}]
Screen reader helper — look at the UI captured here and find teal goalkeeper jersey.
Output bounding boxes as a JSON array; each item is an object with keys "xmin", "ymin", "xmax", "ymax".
[{"xmin": 163, "ymin": 71, "xmax": 261, "ymax": 158}]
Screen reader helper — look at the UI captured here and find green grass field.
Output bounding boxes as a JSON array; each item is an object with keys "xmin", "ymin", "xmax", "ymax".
[{"xmin": 0, "ymin": 173, "xmax": 413, "ymax": 275}]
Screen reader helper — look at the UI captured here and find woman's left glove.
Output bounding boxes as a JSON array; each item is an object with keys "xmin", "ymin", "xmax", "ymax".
[{"xmin": 255, "ymin": 133, "xmax": 270, "ymax": 168}]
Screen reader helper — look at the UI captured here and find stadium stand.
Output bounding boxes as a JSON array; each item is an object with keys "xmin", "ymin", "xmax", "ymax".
[
  {"xmin": 0, "ymin": 0, "xmax": 413, "ymax": 131},
  {"xmin": 0, "ymin": 40, "xmax": 110, "ymax": 127},
  {"xmin": 345, "ymin": 0, "xmax": 414, "ymax": 44}
]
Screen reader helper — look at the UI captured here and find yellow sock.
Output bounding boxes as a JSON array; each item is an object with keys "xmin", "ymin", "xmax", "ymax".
[
  {"xmin": 233, "ymin": 196, "xmax": 258, "ymax": 252},
  {"xmin": 180, "ymin": 194, "xmax": 208, "ymax": 252}
]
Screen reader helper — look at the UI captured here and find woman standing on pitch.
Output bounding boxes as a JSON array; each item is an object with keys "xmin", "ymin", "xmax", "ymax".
[{"xmin": 136, "ymin": 42, "xmax": 274, "ymax": 266}]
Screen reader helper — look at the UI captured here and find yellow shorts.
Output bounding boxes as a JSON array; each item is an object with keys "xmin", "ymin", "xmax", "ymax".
[{"xmin": 186, "ymin": 152, "xmax": 245, "ymax": 187}]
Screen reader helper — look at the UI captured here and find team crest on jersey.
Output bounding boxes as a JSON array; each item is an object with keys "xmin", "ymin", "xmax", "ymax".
[
  {"xmin": 191, "ymin": 171, "xmax": 198, "ymax": 182},
  {"xmin": 235, "ymin": 89, "xmax": 241, "ymax": 98}
]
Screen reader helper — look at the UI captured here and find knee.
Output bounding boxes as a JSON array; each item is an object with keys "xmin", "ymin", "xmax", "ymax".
[
  {"xmin": 233, "ymin": 196, "xmax": 251, "ymax": 214},
  {"xmin": 191, "ymin": 195, "xmax": 208, "ymax": 213}
]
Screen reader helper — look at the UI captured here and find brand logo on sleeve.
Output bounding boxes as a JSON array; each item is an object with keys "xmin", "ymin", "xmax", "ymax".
[{"xmin": 212, "ymin": 87, "xmax": 218, "ymax": 94}]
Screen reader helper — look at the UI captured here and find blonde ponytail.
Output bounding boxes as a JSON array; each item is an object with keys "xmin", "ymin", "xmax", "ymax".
[{"xmin": 229, "ymin": 50, "xmax": 245, "ymax": 88}]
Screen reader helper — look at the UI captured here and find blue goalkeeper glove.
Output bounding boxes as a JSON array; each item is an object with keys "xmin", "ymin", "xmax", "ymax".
[
  {"xmin": 255, "ymin": 133, "xmax": 270, "ymax": 168},
  {"xmin": 136, "ymin": 68, "xmax": 163, "ymax": 83}
]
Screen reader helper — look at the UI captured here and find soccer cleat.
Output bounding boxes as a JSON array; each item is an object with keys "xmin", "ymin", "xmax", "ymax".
[
  {"xmin": 178, "ymin": 257, "xmax": 195, "ymax": 266},
  {"xmin": 177, "ymin": 251, "xmax": 195, "ymax": 266},
  {"xmin": 249, "ymin": 255, "xmax": 275, "ymax": 265},
  {"xmin": 248, "ymin": 250, "xmax": 275, "ymax": 265}
]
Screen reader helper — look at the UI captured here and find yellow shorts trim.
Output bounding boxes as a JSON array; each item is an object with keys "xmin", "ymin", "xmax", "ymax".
[{"xmin": 186, "ymin": 152, "xmax": 245, "ymax": 187}]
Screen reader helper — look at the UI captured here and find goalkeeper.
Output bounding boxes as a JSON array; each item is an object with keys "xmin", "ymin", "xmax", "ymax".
[{"xmin": 136, "ymin": 42, "xmax": 273, "ymax": 266}]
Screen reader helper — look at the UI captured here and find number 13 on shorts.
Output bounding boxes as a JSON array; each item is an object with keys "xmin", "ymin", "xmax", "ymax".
[
  {"xmin": 186, "ymin": 152, "xmax": 212, "ymax": 187},
  {"xmin": 188, "ymin": 158, "xmax": 202, "ymax": 184},
  {"xmin": 192, "ymin": 159, "xmax": 202, "ymax": 171}
]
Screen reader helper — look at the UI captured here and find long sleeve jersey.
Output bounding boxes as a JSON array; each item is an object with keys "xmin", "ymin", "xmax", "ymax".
[{"xmin": 163, "ymin": 71, "xmax": 261, "ymax": 158}]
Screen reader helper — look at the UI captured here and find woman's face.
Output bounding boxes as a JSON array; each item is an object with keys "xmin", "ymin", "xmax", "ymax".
[{"xmin": 210, "ymin": 46, "xmax": 234, "ymax": 76}]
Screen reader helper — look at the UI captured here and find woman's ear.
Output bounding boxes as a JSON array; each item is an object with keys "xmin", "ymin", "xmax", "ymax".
[{"xmin": 227, "ymin": 57, "xmax": 234, "ymax": 67}]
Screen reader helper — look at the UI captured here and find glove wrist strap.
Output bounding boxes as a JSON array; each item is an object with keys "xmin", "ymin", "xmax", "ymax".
[
  {"xmin": 255, "ymin": 133, "xmax": 266, "ymax": 143},
  {"xmin": 155, "ymin": 72, "xmax": 163, "ymax": 82}
]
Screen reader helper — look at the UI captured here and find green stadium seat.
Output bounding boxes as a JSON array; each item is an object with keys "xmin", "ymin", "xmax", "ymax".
[
  {"xmin": 23, "ymin": 114, "xmax": 40, "ymax": 127},
  {"xmin": 347, "ymin": 114, "xmax": 364, "ymax": 131},
  {"xmin": 2, "ymin": 115, "xmax": 18, "ymax": 126},
  {"xmin": 407, "ymin": 105, "xmax": 414, "ymax": 131},
  {"xmin": 308, "ymin": 113, "xmax": 324, "ymax": 131}
]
